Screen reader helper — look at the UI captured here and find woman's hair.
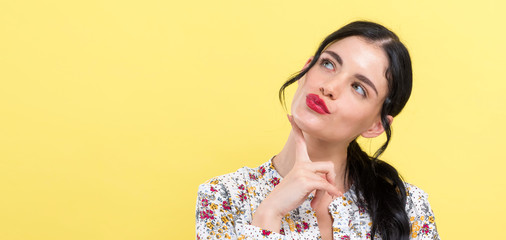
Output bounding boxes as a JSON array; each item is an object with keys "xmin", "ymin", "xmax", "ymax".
[{"xmin": 279, "ymin": 21, "xmax": 413, "ymax": 240}]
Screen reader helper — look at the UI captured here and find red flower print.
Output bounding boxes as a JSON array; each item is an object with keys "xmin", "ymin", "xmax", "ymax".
[
  {"xmin": 421, "ymin": 224, "xmax": 429, "ymax": 234},
  {"xmin": 262, "ymin": 229, "xmax": 272, "ymax": 236},
  {"xmin": 249, "ymin": 173, "xmax": 257, "ymax": 180},
  {"xmin": 358, "ymin": 205, "xmax": 366, "ymax": 214},
  {"xmin": 239, "ymin": 192, "xmax": 247, "ymax": 202},
  {"xmin": 302, "ymin": 221, "xmax": 309, "ymax": 230},
  {"xmin": 259, "ymin": 166, "xmax": 266, "ymax": 175},
  {"xmin": 295, "ymin": 223, "xmax": 302, "ymax": 233},
  {"xmin": 280, "ymin": 228, "xmax": 285, "ymax": 235},
  {"xmin": 201, "ymin": 198, "xmax": 209, "ymax": 207},
  {"xmin": 270, "ymin": 177, "xmax": 280, "ymax": 186},
  {"xmin": 199, "ymin": 209, "xmax": 215, "ymax": 220},
  {"xmin": 210, "ymin": 186, "xmax": 218, "ymax": 192},
  {"xmin": 222, "ymin": 200, "xmax": 231, "ymax": 210},
  {"xmin": 340, "ymin": 236, "xmax": 350, "ymax": 240},
  {"xmin": 238, "ymin": 184, "xmax": 245, "ymax": 190}
]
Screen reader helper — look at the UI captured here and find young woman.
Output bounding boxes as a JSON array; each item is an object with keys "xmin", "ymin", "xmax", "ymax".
[{"xmin": 196, "ymin": 21, "xmax": 439, "ymax": 240}]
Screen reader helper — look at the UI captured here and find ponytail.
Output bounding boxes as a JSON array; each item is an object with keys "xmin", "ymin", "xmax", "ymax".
[
  {"xmin": 347, "ymin": 140, "xmax": 410, "ymax": 240},
  {"xmin": 279, "ymin": 21, "xmax": 414, "ymax": 239}
]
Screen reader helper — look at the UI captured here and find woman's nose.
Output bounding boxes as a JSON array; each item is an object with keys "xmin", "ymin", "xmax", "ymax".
[{"xmin": 320, "ymin": 78, "xmax": 343, "ymax": 100}]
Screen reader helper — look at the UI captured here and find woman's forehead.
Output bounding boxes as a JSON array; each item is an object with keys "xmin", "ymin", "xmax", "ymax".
[{"xmin": 324, "ymin": 37, "xmax": 388, "ymax": 68}]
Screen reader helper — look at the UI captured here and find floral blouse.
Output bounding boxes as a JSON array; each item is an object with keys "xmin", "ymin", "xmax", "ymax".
[{"xmin": 195, "ymin": 157, "xmax": 439, "ymax": 239}]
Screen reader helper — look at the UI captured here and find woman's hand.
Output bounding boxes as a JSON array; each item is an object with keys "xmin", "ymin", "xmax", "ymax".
[{"xmin": 251, "ymin": 115, "xmax": 341, "ymax": 233}]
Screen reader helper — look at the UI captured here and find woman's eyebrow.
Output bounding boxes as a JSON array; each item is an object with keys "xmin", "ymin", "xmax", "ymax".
[
  {"xmin": 323, "ymin": 50, "xmax": 343, "ymax": 65},
  {"xmin": 355, "ymin": 74, "xmax": 378, "ymax": 96}
]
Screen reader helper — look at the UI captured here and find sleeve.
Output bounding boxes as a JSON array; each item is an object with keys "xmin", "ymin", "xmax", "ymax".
[
  {"xmin": 195, "ymin": 179, "xmax": 287, "ymax": 240},
  {"xmin": 405, "ymin": 184, "xmax": 440, "ymax": 240}
]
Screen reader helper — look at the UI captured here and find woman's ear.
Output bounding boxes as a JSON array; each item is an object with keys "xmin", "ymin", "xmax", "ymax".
[
  {"xmin": 303, "ymin": 57, "xmax": 313, "ymax": 70},
  {"xmin": 298, "ymin": 57, "xmax": 313, "ymax": 86},
  {"xmin": 361, "ymin": 115, "xmax": 393, "ymax": 138}
]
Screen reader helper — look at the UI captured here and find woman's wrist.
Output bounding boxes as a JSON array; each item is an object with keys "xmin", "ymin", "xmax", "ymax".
[{"xmin": 251, "ymin": 203, "xmax": 284, "ymax": 233}]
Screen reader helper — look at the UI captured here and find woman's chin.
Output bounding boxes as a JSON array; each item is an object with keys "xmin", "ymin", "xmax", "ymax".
[{"xmin": 292, "ymin": 108, "xmax": 326, "ymax": 134}]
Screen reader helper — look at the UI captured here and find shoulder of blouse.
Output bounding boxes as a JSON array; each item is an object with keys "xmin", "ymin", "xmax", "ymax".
[
  {"xmin": 196, "ymin": 162, "xmax": 267, "ymax": 206},
  {"xmin": 403, "ymin": 182, "xmax": 431, "ymax": 214},
  {"xmin": 402, "ymin": 182, "xmax": 440, "ymax": 239},
  {"xmin": 199, "ymin": 165, "xmax": 256, "ymax": 189},
  {"xmin": 404, "ymin": 182, "xmax": 429, "ymax": 200},
  {"xmin": 198, "ymin": 159, "xmax": 275, "ymax": 192}
]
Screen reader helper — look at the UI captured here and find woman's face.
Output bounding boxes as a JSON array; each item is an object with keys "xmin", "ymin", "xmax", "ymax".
[{"xmin": 291, "ymin": 36, "xmax": 391, "ymax": 143}]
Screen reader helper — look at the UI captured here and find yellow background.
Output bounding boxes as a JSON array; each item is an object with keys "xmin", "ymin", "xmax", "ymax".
[{"xmin": 1, "ymin": 0, "xmax": 505, "ymax": 239}]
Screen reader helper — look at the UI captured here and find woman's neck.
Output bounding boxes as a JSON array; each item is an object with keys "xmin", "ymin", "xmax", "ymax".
[{"xmin": 272, "ymin": 130, "xmax": 350, "ymax": 193}]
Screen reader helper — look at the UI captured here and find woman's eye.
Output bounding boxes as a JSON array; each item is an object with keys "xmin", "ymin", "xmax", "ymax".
[
  {"xmin": 321, "ymin": 59, "xmax": 334, "ymax": 70},
  {"xmin": 352, "ymin": 83, "xmax": 367, "ymax": 97}
]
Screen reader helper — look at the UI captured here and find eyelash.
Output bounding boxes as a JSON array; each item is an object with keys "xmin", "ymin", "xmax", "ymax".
[
  {"xmin": 352, "ymin": 82, "xmax": 368, "ymax": 98},
  {"xmin": 319, "ymin": 57, "xmax": 335, "ymax": 70},
  {"xmin": 319, "ymin": 57, "xmax": 368, "ymax": 98}
]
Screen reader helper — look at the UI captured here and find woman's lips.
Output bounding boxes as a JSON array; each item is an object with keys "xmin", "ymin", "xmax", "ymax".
[{"xmin": 306, "ymin": 94, "xmax": 330, "ymax": 114}]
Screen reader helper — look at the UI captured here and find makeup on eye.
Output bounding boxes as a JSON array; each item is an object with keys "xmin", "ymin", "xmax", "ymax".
[
  {"xmin": 319, "ymin": 57, "xmax": 335, "ymax": 70},
  {"xmin": 352, "ymin": 82, "xmax": 368, "ymax": 97},
  {"xmin": 318, "ymin": 56, "xmax": 369, "ymax": 98},
  {"xmin": 321, "ymin": 51, "xmax": 379, "ymax": 97}
]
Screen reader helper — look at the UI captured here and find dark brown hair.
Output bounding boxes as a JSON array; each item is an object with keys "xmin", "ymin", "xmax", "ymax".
[{"xmin": 279, "ymin": 21, "xmax": 413, "ymax": 240}]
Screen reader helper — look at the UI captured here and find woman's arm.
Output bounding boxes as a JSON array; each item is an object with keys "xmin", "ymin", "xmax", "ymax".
[
  {"xmin": 196, "ymin": 181, "xmax": 236, "ymax": 239},
  {"xmin": 196, "ymin": 115, "xmax": 340, "ymax": 239},
  {"xmin": 196, "ymin": 180, "xmax": 288, "ymax": 239}
]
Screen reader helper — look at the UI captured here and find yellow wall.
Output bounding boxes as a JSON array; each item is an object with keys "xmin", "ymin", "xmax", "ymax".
[{"xmin": 1, "ymin": 0, "xmax": 505, "ymax": 239}]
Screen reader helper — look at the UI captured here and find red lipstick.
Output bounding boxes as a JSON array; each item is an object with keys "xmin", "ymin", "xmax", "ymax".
[{"xmin": 306, "ymin": 94, "xmax": 330, "ymax": 114}]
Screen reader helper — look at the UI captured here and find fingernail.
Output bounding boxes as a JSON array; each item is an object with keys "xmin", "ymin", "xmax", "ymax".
[{"xmin": 287, "ymin": 114, "xmax": 293, "ymax": 123}]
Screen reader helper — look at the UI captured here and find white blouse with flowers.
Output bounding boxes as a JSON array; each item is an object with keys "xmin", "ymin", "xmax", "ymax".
[{"xmin": 195, "ymin": 157, "xmax": 440, "ymax": 240}]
